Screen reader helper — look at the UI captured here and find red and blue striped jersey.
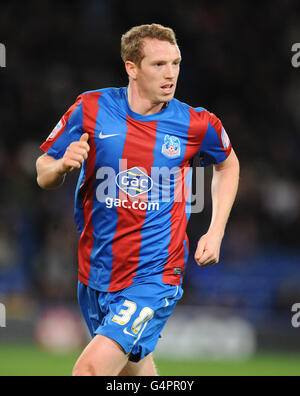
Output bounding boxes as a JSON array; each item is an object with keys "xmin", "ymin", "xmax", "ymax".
[{"xmin": 40, "ymin": 87, "xmax": 232, "ymax": 292}]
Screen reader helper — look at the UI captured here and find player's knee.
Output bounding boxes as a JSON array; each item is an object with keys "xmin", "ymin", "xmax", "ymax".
[{"xmin": 72, "ymin": 359, "xmax": 97, "ymax": 377}]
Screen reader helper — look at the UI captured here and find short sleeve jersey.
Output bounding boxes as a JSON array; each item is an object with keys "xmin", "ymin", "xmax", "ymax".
[{"xmin": 40, "ymin": 87, "xmax": 232, "ymax": 292}]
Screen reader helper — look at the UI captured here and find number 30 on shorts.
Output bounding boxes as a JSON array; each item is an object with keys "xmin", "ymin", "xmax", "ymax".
[{"xmin": 112, "ymin": 300, "xmax": 154, "ymax": 334}]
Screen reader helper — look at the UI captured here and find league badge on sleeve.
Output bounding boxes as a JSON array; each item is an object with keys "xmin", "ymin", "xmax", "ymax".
[
  {"xmin": 221, "ymin": 128, "xmax": 230, "ymax": 149},
  {"xmin": 162, "ymin": 135, "xmax": 181, "ymax": 159},
  {"xmin": 47, "ymin": 117, "xmax": 66, "ymax": 141}
]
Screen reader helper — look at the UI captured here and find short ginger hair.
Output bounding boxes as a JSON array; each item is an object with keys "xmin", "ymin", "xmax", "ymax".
[{"xmin": 121, "ymin": 23, "xmax": 178, "ymax": 66}]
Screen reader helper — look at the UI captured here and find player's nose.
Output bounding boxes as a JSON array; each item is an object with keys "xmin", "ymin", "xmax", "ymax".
[{"xmin": 164, "ymin": 64, "xmax": 176, "ymax": 79}]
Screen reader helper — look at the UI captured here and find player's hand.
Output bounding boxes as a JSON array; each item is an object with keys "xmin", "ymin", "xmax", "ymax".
[
  {"xmin": 194, "ymin": 231, "xmax": 223, "ymax": 267},
  {"xmin": 59, "ymin": 133, "xmax": 90, "ymax": 174}
]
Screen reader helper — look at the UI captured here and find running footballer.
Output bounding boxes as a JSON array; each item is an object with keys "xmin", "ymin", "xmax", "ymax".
[{"xmin": 36, "ymin": 24, "xmax": 240, "ymax": 376}]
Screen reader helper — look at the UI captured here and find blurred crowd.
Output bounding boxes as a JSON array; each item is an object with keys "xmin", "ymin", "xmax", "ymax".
[{"xmin": 0, "ymin": 0, "xmax": 300, "ymax": 315}]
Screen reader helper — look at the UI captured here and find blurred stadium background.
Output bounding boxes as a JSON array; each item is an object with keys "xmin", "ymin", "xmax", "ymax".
[{"xmin": 1, "ymin": 0, "xmax": 300, "ymax": 376}]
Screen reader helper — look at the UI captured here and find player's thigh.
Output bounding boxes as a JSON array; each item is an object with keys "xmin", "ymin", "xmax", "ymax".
[
  {"xmin": 73, "ymin": 334, "xmax": 129, "ymax": 376},
  {"xmin": 118, "ymin": 353, "xmax": 158, "ymax": 376}
]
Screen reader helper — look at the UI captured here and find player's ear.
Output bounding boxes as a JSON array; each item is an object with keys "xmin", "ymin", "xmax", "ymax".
[{"xmin": 125, "ymin": 61, "xmax": 138, "ymax": 80}]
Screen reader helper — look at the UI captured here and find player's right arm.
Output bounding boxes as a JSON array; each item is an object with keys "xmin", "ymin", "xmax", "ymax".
[
  {"xmin": 37, "ymin": 94, "xmax": 88, "ymax": 190},
  {"xmin": 36, "ymin": 133, "xmax": 90, "ymax": 190}
]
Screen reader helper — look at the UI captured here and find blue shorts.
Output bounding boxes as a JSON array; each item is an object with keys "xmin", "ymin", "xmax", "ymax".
[{"xmin": 77, "ymin": 281, "xmax": 183, "ymax": 362}]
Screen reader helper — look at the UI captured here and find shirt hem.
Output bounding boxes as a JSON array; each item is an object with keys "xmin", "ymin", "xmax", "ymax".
[{"xmin": 78, "ymin": 273, "xmax": 182, "ymax": 293}]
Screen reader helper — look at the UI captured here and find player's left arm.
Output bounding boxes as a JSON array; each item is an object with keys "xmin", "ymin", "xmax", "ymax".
[{"xmin": 195, "ymin": 149, "xmax": 240, "ymax": 267}]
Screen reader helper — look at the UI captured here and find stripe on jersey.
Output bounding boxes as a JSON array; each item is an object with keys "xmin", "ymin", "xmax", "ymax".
[
  {"xmin": 162, "ymin": 107, "xmax": 208, "ymax": 284},
  {"xmin": 78, "ymin": 92, "xmax": 101, "ymax": 285},
  {"xmin": 109, "ymin": 116, "xmax": 157, "ymax": 292},
  {"xmin": 162, "ymin": 165, "xmax": 190, "ymax": 284}
]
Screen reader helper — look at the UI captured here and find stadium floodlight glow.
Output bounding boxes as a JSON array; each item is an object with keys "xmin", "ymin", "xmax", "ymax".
[
  {"xmin": 0, "ymin": 303, "xmax": 6, "ymax": 328},
  {"xmin": 0, "ymin": 43, "xmax": 6, "ymax": 68},
  {"xmin": 291, "ymin": 43, "xmax": 300, "ymax": 68}
]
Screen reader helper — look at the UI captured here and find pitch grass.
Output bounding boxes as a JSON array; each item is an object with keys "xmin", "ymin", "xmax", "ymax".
[{"xmin": 0, "ymin": 343, "xmax": 299, "ymax": 376}]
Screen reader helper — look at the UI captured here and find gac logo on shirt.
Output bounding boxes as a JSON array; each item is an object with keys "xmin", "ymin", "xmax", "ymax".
[{"xmin": 116, "ymin": 167, "xmax": 153, "ymax": 198}]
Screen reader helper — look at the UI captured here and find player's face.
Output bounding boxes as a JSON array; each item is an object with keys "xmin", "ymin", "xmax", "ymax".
[{"xmin": 136, "ymin": 39, "xmax": 181, "ymax": 104}]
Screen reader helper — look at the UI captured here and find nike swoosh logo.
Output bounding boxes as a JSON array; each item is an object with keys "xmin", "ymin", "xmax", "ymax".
[
  {"xmin": 123, "ymin": 327, "xmax": 137, "ymax": 337},
  {"xmin": 99, "ymin": 131, "xmax": 120, "ymax": 139}
]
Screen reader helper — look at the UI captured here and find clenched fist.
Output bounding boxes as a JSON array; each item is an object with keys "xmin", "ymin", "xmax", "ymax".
[
  {"xmin": 60, "ymin": 133, "xmax": 90, "ymax": 174},
  {"xmin": 194, "ymin": 231, "xmax": 223, "ymax": 267}
]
